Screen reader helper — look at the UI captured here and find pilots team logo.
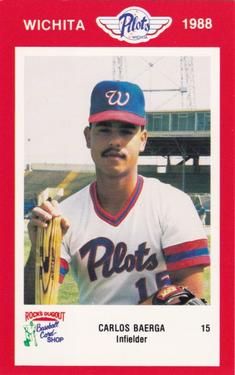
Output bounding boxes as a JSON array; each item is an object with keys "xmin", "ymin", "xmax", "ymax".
[{"xmin": 96, "ymin": 6, "xmax": 172, "ymax": 44}]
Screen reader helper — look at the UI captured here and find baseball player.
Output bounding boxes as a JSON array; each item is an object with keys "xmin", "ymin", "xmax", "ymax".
[{"xmin": 25, "ymin": 80, "xmax": 210, "ymax": 305}]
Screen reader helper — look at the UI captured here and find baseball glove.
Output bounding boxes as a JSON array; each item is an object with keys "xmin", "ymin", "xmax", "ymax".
[{"xmin": 140, "ymin": 285, "xmax": 207, "ymax": 305}]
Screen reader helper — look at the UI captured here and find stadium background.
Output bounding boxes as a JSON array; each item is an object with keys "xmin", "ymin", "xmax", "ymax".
[
  {"xmin": 24, "ymin": 109, "xmax": 211, "ymax": 304},
  {"xmin": 24, "ymin": 55, "xmax": 211, "ymax": 303}
]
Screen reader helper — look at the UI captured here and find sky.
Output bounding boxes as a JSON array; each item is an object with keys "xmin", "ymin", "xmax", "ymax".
[{"xmin": 22, "ymin": 50, "xmax": 211, "ymax": 165}]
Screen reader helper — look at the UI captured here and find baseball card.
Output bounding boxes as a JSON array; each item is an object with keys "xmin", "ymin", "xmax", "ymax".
[{"xmin": 0, "ymin": 0, "xmax": 234, "ymax": 374}]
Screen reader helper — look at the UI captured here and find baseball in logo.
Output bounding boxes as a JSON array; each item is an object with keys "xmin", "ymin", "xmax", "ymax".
[{"xmin": 96, "ymin": 7, "xmax": 172, "ymax": 44}]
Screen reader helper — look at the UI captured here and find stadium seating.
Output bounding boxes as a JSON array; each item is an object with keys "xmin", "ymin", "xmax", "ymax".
[{"xmin": 24, "ymin": 166, "xmax": 210, "ymax": 224}]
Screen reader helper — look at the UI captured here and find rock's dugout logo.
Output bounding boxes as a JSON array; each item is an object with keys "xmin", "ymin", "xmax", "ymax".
[
  {"xmin": 96, "ymin": 6, "xmax": 172, "ymax": 44},
  {"xmin": 23, "ymin": 311, "xmax": 65, "ymax": 347}
]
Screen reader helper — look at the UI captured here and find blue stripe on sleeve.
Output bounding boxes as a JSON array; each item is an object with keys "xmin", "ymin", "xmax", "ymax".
[
  {"xmin": 165, "ymin": 247, "xmax": 209, "ymax": 264},
  {"xmin": 60, "ymin": 267, "xmax": 69, "ymax": 276}
]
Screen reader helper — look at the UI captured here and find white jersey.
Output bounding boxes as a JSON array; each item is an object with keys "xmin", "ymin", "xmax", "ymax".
[{"xmin": 60, "ymin": 176, "xmax": 209, "ymax": 305}]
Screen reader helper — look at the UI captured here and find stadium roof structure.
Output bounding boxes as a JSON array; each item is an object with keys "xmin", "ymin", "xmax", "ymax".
[
  {"xmin": 144, "ymin": 135, "xmax": 210, "ymax": 158},
  {"xmin": 143, "ymin": 110, "xmax": 210, "ymax": 160}
]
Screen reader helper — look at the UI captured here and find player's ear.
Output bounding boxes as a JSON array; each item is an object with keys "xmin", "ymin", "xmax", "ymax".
[
  {"xmin": 84, "ymin": 126, "xmax": 91, "ymax": 149},
  {"xmin": 139, "ymin": 128, "xmax": 148, "ymax": 152}
]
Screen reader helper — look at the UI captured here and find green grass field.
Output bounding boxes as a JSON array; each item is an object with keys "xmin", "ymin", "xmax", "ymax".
[{"xmin": 24, "ymin": 231, "xmax": 211, "ymax": 304}]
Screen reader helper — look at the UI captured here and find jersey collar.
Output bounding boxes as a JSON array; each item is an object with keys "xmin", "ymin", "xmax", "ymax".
[{"xmin": 90, "ymin": 175, "xmax": 144, "ymax": 226}]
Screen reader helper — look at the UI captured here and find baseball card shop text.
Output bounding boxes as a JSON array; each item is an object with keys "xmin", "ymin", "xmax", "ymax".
[{"xmin": 23, "ymin": 311, "xmax": 65, "ymax": 347}]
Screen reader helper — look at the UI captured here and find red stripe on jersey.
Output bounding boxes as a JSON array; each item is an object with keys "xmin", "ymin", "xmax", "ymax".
[
  {"xmin": 60, "ymin": 258, "xmax": 69, "ymax": 269},
  {"xmin": 59, "ymin": 258, "xmax": 69, "ymax": 284},
  {"xmin": 163, "ymin": 239, "xmax": 208, "ymax": 256},
  {"xmin": 90, "ymin": 176, "xmax": 143, "ymax": 226},
  {"xmin": 166, "ymin": 255, "xmax": 210, "ymax": 271}
]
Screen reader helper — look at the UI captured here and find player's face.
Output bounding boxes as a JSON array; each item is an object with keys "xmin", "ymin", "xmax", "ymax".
[{"xmin": 84, "ymin": 121, "xmax": 147, "ymax": 178}]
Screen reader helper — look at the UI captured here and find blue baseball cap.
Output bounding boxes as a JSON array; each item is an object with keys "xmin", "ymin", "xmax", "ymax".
[{"xmin": 89, "ymin": 80, "xmax": 146, "ymax": 126}]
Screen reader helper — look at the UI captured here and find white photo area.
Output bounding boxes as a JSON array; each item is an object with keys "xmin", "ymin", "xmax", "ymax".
[{"xmin": 15, "ymin": 47, "xmax": 219, "ymax": 366}]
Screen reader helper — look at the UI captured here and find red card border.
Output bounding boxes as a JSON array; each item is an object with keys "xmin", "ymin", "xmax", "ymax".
[{"xmin": 0, "ymin": 0, "xmax": 234, "ymax": 374}]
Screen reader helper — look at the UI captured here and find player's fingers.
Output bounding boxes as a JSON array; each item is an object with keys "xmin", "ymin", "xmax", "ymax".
[
  {"xmin": 31, "ymin": 206, "xmax": 53, "ymax": 222},
  {"xmin": 46, "ymin": 200, "xmax": 69, "ymax": 234},
  {"xmin": 31, "ymin": 217, "xmax": 50, "ymax": 228},
  {"xmin": 28, "ymin": 216, "xmax": 48, "ymax": 231},
  {"xmin": 61, "ymin": 217, "xmax": 70, "ymax": 235},
  {"xmin": 40, "ymin": 200, "xmax": 61, "ymax": 217},
  {"xmin": 30, "ymin": 201, "xmax": 67, "ymax": 232}
]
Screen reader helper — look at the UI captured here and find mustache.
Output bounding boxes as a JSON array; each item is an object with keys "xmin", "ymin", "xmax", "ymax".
[{"xmin": 101, "ymin": 147, "xmax": 126, "ymax": 158}]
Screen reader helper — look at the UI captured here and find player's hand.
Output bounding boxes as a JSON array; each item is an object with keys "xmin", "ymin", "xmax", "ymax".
[{"xmin": 28, "ymin": 200, "xmax": 70, "ymax": 247}]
